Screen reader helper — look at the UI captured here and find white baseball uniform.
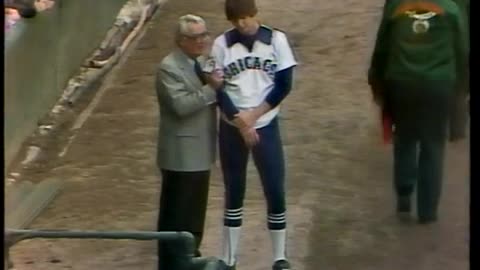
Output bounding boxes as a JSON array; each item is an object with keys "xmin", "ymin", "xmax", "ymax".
[{"xmin": 206, "ymin": 25, "xmax": 297, "ymax": 128}]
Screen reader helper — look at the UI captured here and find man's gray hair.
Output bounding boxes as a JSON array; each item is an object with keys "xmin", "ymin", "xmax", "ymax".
[{"xmin": 175, "ymin": 14, "xmax": 206, "ymax": 42}]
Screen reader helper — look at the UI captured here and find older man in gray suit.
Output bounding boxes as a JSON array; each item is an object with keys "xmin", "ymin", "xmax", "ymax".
[{"xmin": 155, "ymin": 14, "xmax": 223, "ymax": 270}]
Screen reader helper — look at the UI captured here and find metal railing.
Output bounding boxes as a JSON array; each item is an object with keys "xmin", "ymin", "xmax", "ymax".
[{"xmin": 5, "ymin": 229, "xmax": 220, "ymax": 270}]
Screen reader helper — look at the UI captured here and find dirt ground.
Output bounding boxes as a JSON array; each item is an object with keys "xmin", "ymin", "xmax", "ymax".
[{"xmin": 8, "ymin": 0, "xmax": 469, "ymax": 269}]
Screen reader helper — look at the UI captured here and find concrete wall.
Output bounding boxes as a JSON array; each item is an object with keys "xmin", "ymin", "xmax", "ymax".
[{"xmin": 5, "ymin": 0, "xmax": 128, "ymax": 169}]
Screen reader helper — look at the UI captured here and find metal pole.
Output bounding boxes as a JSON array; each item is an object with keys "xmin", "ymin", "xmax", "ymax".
[{"xmin": 5, "ymin": 229, "xmax": 220, "ymax": 270}]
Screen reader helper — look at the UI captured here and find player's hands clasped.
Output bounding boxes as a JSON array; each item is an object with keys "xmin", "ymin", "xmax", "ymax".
[
  {"xmin": 234, "ymin": 110, "xmax": 260, "ymax": 130},
  {"xmin": 232, "ymin": 109, "xmax": 262, "ymax": 147},
  {"xmin": 239, "ymin": 127, "xmax": 260, "ymax": 148}
]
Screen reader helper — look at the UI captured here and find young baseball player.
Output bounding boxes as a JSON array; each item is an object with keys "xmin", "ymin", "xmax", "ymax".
[{"xmin": 204, "ymin": 0, "xmax": 297, "ymax": 269}]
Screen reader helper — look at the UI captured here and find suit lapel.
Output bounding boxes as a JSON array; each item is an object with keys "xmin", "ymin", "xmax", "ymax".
[{"xmin": 173, "ymin": 49, "xmax": 203, "ymax": 88}]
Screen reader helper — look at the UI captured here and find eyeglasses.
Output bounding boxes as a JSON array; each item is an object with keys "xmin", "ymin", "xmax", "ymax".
[{"xmin": 182, "ymin": 31, "xmax": 210, "ymax": 41}]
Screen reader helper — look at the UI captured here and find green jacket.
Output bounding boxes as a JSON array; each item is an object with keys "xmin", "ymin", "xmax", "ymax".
[
  {"xmin": 453, "ymin": 0, "xmax": 469, "ymax": 20},
  {"xmin": 452, "ymin": 0, "xmax": 469, "ymax": 44},
  {"xmin": 368, "ymin": 0, "xmax": 469, "ymax": 85}
]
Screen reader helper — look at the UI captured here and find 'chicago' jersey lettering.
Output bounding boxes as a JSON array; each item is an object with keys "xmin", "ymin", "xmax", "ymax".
[
  {"xmin": 223, "ymin": 56, "xmax": 277, "ymax": 80},
  {"xmin": 205, "ymin": 25, "xmax": 297, "ymax": 128}
]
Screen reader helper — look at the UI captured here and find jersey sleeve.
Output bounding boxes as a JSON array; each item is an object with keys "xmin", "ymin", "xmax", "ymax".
[{"xmin": 273, "ymin": 31, "xmax": 298, "ymax": 71}]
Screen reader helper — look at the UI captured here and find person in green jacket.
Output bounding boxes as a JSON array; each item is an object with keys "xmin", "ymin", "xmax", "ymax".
[
  {"xmin": 448, "ymin": 0, "xmax": 469, "ymax": 141},
  {"xmin": 368, "ymin": 0, "xmax": 469, "ymax": 224}
]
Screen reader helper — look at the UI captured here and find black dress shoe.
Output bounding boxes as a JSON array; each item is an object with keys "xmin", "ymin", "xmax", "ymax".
[
  {"xmin": 218, "ymin": 260, "xmax": 236, "ymax": 270},
  {"xmin": 272, "ymin": 259, "xmax": 291, "ymax": 270}
]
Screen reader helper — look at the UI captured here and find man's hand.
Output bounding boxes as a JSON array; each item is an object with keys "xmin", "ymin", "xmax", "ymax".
[
  {"xmin": 234, "ymin": 110, "xmax": 260, "ymax": 130},
  {"xmin": 239, "ymin": 127, "xmax": 260, "ymax": 148},
  {"xmin": 230, "ymin": 110, "xmax": 261, "ymax": 148},
  {"xmin": 234, "ymin": 103, "xmax": 271, "ymax": 129},
  {"xmin": 232, "ymin": 117, "xmax": 247, "ymax": 130},
  {"xmin": 205, "ymin": 70, "xmax": 224, "ymax": 90}
]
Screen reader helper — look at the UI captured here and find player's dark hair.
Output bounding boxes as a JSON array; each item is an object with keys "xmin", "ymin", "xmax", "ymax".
[{"xmin": 225, "ymin": 0, "xmax": 258, "ymax": 21}]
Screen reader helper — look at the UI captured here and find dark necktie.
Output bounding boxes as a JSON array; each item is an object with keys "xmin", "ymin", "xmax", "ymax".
[{"xmin": 193, "ymin": 59, "xmax": 207, "ymax": 85}]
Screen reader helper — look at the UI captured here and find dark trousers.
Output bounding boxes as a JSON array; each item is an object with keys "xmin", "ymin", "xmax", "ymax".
[
  {"xmin": 219, "ymin": 117, "xmax": 287, "ymax": 230},
  {"xmin": 448, "ymin": 89, "xmax": 469, "ymax": 141},
  {"xmin": 385, "ymin": 80, "xmax": 452, "ymax": 220},
  {"xmin": 157, "ymin": 169, "xmax": 210, "ymax": 270}
]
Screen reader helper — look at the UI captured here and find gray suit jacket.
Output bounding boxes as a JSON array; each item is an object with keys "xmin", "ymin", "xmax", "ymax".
[{"xmin": 155, "ymin": 49, "xmax": 217, "ymax": 172}]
